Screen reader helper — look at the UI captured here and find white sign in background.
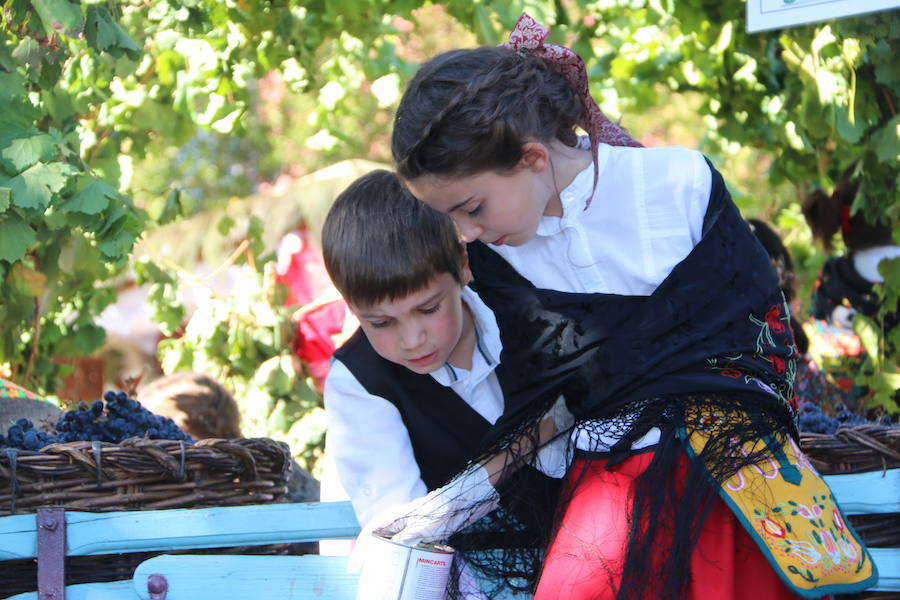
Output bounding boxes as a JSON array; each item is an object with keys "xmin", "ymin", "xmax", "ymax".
[{"xmin": 747, "ymin": 0, "xmax": 900, "ymax": 33}]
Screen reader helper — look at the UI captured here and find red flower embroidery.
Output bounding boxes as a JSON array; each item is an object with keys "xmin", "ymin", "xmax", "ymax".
[
  {"xmin": 759, "ymin": 518, "xmax": 786, "ymax": 539},
  {"xmin": 770, "ymin": 355, "xmax": 786, "ymax": 375},
  {"xmin": 720, "ymin": 369, "xmax": 743, "ymax": 378},
  {"xmin": 765, "ymin": 305, "xmax": 784, "ymax": 334}
]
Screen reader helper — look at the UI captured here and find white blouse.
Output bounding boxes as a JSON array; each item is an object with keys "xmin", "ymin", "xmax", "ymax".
[
  {"xmin": 491, "ymin": 143, "xmax": 711, "ymax": 296},
  {"xmin": 491, "ymin": 143, "xmax": 712, "ymax": 450}
]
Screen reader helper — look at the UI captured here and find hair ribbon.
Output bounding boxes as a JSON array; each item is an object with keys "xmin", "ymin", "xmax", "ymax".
[{"xmin": 500, "ymin": 13, "xmax": 642, "ymax": 207}]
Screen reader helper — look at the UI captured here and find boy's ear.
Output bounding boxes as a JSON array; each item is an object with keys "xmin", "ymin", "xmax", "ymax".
[
  {"xmin": 519, "ymin": 142, "xmax": 551, "ymax": 173},
  {"xmin": 459, "ymin": 243, "xmax": 473, "ymax": 286}
]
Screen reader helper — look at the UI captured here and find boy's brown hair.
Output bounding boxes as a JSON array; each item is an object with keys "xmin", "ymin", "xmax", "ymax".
[
  {"xmin": 138, "ymin": 372, "xmax": 242, "ymax": 440},
  {"xmin": 322, "ymin": 169, "xmax": 464, "ymax": 308}
]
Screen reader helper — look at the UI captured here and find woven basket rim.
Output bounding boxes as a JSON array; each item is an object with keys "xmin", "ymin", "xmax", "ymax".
[{"xmin": 0, "ymin": 437, "xmax": 292, "ymax": 516}]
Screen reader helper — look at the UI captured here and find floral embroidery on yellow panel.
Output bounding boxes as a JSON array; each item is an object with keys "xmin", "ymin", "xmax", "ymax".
[{"xmin": 682, "ymin": 416, "xmax": 875, "ymax": 594}]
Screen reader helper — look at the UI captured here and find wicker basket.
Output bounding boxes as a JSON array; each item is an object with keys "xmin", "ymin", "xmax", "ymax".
[
  {"xmin": 0, "ymin": 437, "xmax": 293, "ymax": 598},
  {"xmin": 800, "ymin": 424, "xmax": 900, "ymax": 476},
  {"xmin": 800, "ymin": 424, "xmax": 900, "ymax": 600}
]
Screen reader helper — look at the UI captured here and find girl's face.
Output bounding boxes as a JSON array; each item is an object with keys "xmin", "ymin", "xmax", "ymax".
[{"xmin": 407, "ymin": 152, "xmax": 559, "ymax": 247}]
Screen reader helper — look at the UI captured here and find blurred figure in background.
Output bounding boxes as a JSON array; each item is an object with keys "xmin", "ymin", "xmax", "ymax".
[
  {"xmin": 803, "ymin": 177, "xmax": 899, "ymax": 331},
  {"xmin": 801, "ymin": 176, "xmax": 899, "ymax": 417},
  {"xmin": 138, "ymin": 372, "xmax": 320, "ymax": 506},
  {"xmin": 138, "ymin": 372, "xmax": 242, "ymax": 440}
]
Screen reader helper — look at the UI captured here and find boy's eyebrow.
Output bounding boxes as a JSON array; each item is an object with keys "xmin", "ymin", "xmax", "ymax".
[
  {"xmin": 357, "ymin": 290, "xmax": 445, "ymax": 319},
  {"xmin": 415, "ymin": 289, "xmax": 445, "ymax": 307}
]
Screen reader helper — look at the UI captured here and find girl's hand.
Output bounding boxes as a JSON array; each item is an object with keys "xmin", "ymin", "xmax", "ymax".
[{"xmin": 378, "ymin": 464, "xmax": 499, "ymax": 545}]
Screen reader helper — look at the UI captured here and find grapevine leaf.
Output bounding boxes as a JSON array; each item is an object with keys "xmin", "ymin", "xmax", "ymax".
[
  {"xmin": 4, "ymin": 162, "xmax": 75, "ymax": 210},
  {"xmin": 0, "ymin": 72, "xmax": 27, "ymax": 102},
  {"xmin": 0, "ymin": 35, "xmax": 14, "ymax": 72},
  {"xmin": 0, "ymin": 215, "xmax": 37, "ymax": 264},
  {"xmin": 72, "ymin": 323, "xmax": 106, "ymax": 354},
  {"xmin": 61, "ymin": 180, "xmax": 117, "ymax": 215},
  {"xmin": 11, "ymin": 37, "xmax": 43, "ymax": 71},
  {"xmin": 834, "ymin": 105, "xmax": 865, "ymax": 144},
  {"xmin": 84, "ymin": 6, "xmax": 142, "ymax": 61},
  {"xmin": 0, "ymin": 133, "xmax": 56, "ymax": 173},
  {"xmin": 853, "ymin": 315, "xmax": 883, "ymax": 370},
  {"xmin": 7, "ymin": 261, "xmax": 47, "ymax": 298},
  {"xmin": 217, "ymin": 214, "xmax": 236, "ymax": 236},
  {"xmin": 155, "ymin": 188, "xmax": 184, "ymax": 225},
  {"xmin": 30, "ymin": 0, "xmax": 84, "ymax": 37},
  {"xmin": 878, "ymin": 257, "xmax": 900, "ymax": 314},
  {"xmin": 98, "ymin": 230, "xmax": 138, "ymax": 258},
  {"xmin": 871, "ymin": 114, "xmax": 900, "ymax": 164}
]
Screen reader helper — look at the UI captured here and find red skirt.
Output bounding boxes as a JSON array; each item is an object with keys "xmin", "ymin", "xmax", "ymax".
[{"xmin": 534, "ymin": 449, "xmax": 828, "ymax": 600}]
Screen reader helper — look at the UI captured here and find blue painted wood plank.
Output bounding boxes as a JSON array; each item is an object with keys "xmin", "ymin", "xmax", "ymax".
[
  {"xmin": 6, "ymin": 579, "xmax": 136, "ymax": 600},
  {"xmin": 131, "ymin": 554, "xmax": 358, "ymax": 600},
  {"xmin": 824, "ymin": 469, "xmax": 900, "ymax": 515},
  {"xmin": 0, "ymin": 512, "xmax": 39, "ymax": 560},
  {"xmin": 0, "ymin": 501, "xmax": 360, "ymax": 560},
  {"xmin": 870, "ymin": 548, "xmax": 900, "ymax": 592}
]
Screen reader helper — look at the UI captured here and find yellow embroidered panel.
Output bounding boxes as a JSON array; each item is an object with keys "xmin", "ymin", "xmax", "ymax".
[{"xmin": 681, "ymin": 416, "xmax": 877, "ymax": 597}]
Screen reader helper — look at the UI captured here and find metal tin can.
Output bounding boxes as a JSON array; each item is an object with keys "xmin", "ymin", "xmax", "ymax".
[{"xmin": 355, "ymin": 532, "xmax": 455, "ymax": 600}]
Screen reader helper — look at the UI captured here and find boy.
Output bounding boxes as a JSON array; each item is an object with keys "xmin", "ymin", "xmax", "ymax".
[
  {"xmin": 322, "ymin": 169, "xmax": 569, "ymax": 522},
  {"xmin": 321, "ymin": 169, "xmax": 568, "ymax": 594}
]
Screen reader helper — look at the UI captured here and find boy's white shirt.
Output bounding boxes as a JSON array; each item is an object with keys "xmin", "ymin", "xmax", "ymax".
[{"xmin": 490, "ymin": 142, "xmax": 712, "ymax": 451}]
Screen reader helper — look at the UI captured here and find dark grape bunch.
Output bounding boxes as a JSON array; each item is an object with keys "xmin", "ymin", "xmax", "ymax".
[
  {"xmin": 798, "ymin": 400, "xmax": 896, "ymax": 435},
  {"xmin": 798, "ymin": 401, "xmax": 840, "ymax": 435},
  {"xmin": 0, "ymin": 390, "xmax": 194, "ymax": 451}
]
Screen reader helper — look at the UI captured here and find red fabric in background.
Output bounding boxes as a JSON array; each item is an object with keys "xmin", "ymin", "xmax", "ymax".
[
  {"xmin": 276, "ymin": 227, "xmax": 333, "ymax": 307},
  {"xmin": 535, "ymin": 451, "xmax": 825, "ymax": 600},
  {"xmin": 292, "ymin": 301, "xmax": 349, "ymax": 390},
  {"xmin": 276, "ymin": 228, "xmax": 351, "ymax": 390}
]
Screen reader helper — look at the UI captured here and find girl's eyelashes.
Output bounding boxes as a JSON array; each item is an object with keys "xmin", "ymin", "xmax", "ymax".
[
  {"xmin": 420, "ymin": 303, "xmax": 441, "ymax": 315},
  {"xmin": 369, "ymin": 319, "xmax": 391, "ymax": 329},
  {"xmin": 466, "ymin": 204, "xmax": 482, "ymax": 216}
]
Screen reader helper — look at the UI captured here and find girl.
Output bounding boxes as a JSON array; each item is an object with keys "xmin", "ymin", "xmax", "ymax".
[{"xmin": 378, "ymin": 13, "xmax": 877, "ymax": 600}]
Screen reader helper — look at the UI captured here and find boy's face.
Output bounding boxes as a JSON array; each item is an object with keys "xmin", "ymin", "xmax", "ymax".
[{"xmin": 349, "ymin": 270, "xmax": 474, "ymax": 374}]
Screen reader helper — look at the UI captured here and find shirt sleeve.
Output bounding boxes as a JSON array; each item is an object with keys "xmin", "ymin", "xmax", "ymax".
[{"xmin": 324, "ymin": 359, "xmax": 428, "ymax": 528}]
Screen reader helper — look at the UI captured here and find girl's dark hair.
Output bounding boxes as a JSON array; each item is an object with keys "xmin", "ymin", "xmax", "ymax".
[
  {"xmin": 392, "ymin": 47, "xmax": 582, "ymax": 180},
  {"xmin": 802, "ymin": 178, "xmax": 894, "ymax": 253},
  {"xmin": 322, "ymin": 169, "xmax": 464, "ymax": 308},
  {"xmin": 747, "ymin": 219, "xmax": 796, "ymax": 302}
]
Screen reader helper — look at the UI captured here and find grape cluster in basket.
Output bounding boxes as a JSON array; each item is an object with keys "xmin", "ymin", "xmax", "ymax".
[
  {"xmin": 0, "ymin": 390, "xmax": 194, "ymax": 451},
  {"xmin": 798, "ymin": 400, "xmax": 895, "ymax": 435}
]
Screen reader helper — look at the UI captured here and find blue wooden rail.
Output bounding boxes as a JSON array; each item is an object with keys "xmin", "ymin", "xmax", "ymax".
[{"xmin": 1, "ymin": 469, "xmax": 898, "ymax": 599}]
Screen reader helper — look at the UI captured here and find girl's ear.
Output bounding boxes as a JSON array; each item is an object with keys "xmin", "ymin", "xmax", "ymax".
[
  {"xmin": 459, "ymin": 243, "xmax": 473, "ymax": 286},
  {"xmin": 519, "ymin": 142, "xmax": 551, "ymax": 173}
]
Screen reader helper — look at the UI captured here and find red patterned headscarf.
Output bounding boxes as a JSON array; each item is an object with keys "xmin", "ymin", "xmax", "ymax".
[{"xmin": 501, "ymin": 13, "xmax": 642, "ymax": 201}]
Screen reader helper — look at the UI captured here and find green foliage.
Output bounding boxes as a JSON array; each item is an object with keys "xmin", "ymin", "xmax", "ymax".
[
  {"xmin": 1, "ymin": 2, "xmax": 146, "ymax": 389},
  {"xmin": 2, "ymin": 0, "xmax": 896, "ymax": 457},
  {"xmin": 136, "ymin": 224, "xmax": 325, "ymax": 473},
  {"xmin": 0, "ymin": 0, "xmax": 422, "ymax": 392}
]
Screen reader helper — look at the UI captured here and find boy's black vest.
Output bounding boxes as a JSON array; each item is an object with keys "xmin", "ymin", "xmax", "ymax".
[{"xmin": 332, "ymin": 328, "xmax": 561, "ymax": 539}]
